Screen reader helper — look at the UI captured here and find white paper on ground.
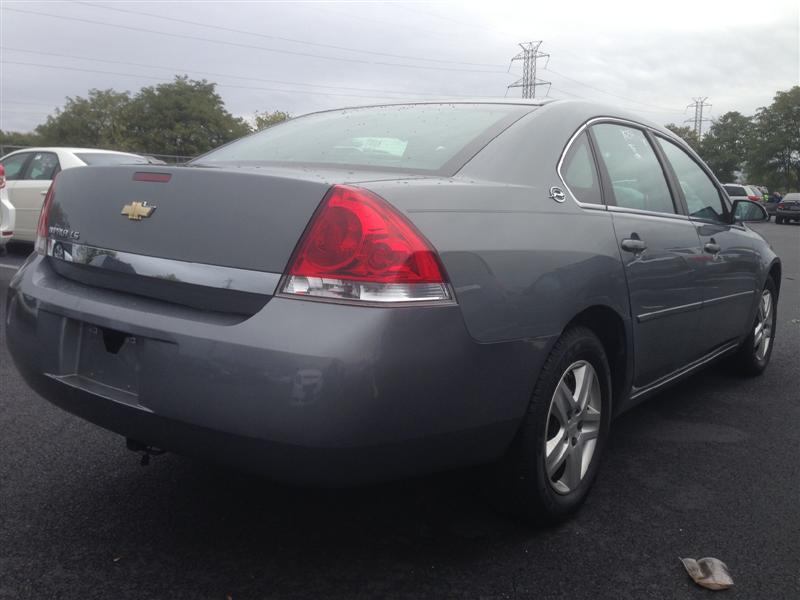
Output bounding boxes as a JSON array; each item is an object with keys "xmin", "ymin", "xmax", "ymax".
[{"xmin": 680, "ymin": 557, "xmax": 734, "ymax": 590}]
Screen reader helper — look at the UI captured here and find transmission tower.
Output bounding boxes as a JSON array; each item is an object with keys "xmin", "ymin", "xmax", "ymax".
[
  {"xmin": 685, "ymin": 97, "xmax": 712, "ymax": 138},
  {"xmin": 507, "ymin": 41, "xmax": 551, "ymax": 99}
]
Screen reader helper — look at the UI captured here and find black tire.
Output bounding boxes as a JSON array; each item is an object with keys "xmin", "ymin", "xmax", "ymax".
[
  {"xmin": 491, "ymin": 326, "xmax": 612, "ymax": 524},
  {"xmin": 776, "ymin": 216, "xmax": 783, "ymax": 224},
  {"xmin": 732, "ymin": 277, "xmax": 778, "ymax": 376}
]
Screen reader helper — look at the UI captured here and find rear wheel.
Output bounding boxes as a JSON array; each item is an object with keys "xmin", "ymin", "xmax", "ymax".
[
  {"xmin": 776, "ymin": 216, "xmax": 784, "ymax": 224},
  {"xmin": 492, "ymin": 326, "xmax": 612, "ymax": 523},
  {"xmin": 732, "ymin": 278, "xmax": 777, "ymax": 376}
]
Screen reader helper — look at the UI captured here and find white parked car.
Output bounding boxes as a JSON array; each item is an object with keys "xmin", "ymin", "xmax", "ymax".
[
  {"xmin": 0, "ymin": 165, "xmax": 15, "ymax": 252},
  {"xmin": 0, "ymin": 147, "xmax": 149, "ymax": 243}
]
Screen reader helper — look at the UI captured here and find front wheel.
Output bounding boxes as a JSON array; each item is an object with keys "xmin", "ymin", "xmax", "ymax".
[
  {"xmin": 732, "ymin": 278, "xmax": 777, "ymax": 376},
  {"xmin": 492, "ymin": 326, "xmax": 612, "ymax": 523}
]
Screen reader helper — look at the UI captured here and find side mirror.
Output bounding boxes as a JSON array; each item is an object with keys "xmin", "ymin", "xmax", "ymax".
[{"xmin": 731, "ymin": 199, "xmax": 769, "ymax": 223}]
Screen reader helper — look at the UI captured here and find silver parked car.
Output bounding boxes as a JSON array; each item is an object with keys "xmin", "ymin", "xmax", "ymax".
[{"xmin": 6, "ymin": 100, "xmax": 780, "ymax": 522}]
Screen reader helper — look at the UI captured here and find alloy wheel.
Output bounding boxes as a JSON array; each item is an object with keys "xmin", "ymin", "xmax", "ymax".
[
  {"xmin": 544, "ymin": 360, "xmax": 602, "ymax": 495},
  {"xmin": 754, "ymin": 289, "xmax": 773, "ymax": 361}
]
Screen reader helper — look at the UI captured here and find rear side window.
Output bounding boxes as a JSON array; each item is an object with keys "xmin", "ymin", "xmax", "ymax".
[
  {"xmin": 24, "ymin": 152, "xmax": 60, "ymax": 180},
  {"xmin": 724, "ymin": 185, "xmax": 747, "ymax": 197},
  {"xmin": 591, "ymin": 124, "xmax": 675, "ymax": 214},
  {"xmin": 76, "ymin": 153, "xmax": 148, "ymax": 166},
  {"xmin": 562, "ymin": 132, "xmax": 601, "ymax": 204},
  {"xmin": 657, "ymin": 138, "xmax": 726, "ymax": 222},
  {"xmin": 196, "ymin": 104, "xmax": 531, "ymax": 173},
  {"xmin": 1, "ymin": 152, "xmax": 31, "ymax": 180}
]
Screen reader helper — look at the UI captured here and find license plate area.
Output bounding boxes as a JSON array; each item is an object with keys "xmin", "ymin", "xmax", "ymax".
[
  {"xmin": 39, "ymin": 312, "xmax": 177, "ymax": 408},
  {"xmin": 78, "ymin": 325, "xmax": 141, "ymax": 396}
]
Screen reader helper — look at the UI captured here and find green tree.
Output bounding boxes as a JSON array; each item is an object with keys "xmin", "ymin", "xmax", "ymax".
[
  {"xmin": 698, "ymin": 111, "xmax": 753, "ymax": 183},
  {"xmin": 253, "ymin": 110, "xmax": 290, "ymax": 131},
  {"xmin": 34, "ymin": 89, "xmax": 133, "ymax": 149},
  {"xmin": 0, "ymin": 130, "xmax": 42, "ymax": 153},
  {"xmin": 664, "ymin": 124, "xmax": 700, "ymax": 150},
  {"xmin": 747, "ymin": 87, "xmax": 800, "ymax": 191},
  {"xmin": 125, "ymin": 76, "xmax": 251, "ymax": 157}
]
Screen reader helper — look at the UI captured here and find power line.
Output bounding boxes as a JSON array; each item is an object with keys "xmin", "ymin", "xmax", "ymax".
[
  {"xmin": 507, "ymin": 41, "xmax": 551, "ymax": 99},
  {"xmin": 0, "ymin": 60, "xmax": 458, "ymax": 102},
  {"xmin": 1, "ymin": 7, "xmax": 513, "ymax": 75},
  {"xmin": 544, "ymin": 66, "xmax": 682, "ymax": 113},
  {"xmin": 1, "ymin": 47, "xmax": 480, "ymax": 99},
  {"xmin": 685, "ymin": 97, "xmax": 712, "ymax": 138},
  {"xmin": 75, "ymin": 1, "xmax": 508, "ymax": 69}
]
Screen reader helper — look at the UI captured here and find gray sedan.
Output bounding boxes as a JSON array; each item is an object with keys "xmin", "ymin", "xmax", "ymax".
[{"xmin": 5, "ymin": 100, "xmax": 781, "ymax": 523}]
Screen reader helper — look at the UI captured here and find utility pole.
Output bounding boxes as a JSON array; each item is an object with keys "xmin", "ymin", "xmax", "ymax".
[
  {"xmin": 507, "ymin": 41, "xmax": 551, "ymax": 99},
  {"xmin": 685, "ymin": 97, "xmax": 712, "ymax": 138}
]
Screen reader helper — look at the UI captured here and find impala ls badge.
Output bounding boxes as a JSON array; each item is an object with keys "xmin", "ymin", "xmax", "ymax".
[{"xmin": 121, "ymin": 201, "xmax": 156, "ymax": 220}]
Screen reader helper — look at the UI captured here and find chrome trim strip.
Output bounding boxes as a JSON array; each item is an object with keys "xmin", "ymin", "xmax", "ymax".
[
  {"xmin": 630, "ymin": 341, "xmax": 739, "ymax": 400},
  {"xmin": 703, "ymin": 289, "xmax": 755, "ymax": 307},
  {"xmin": 637, "ymin": 300, "xmax": 703, "ymax": 322},
  {"xmin": 636, "ymin": 290, "xmax": 755, "ymax": 323},
  {"xmin": 606, "ymin": 204, "xmax": 690, "ymax": 222},
  {"xmin": 46, "ymin": 239, "xmax": 280, "ymax": 296}
]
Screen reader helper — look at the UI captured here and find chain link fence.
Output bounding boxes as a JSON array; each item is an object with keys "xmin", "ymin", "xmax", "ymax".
[{"xmin": 0, "ymin": 145, "xmax": 194, "ymax": 164}]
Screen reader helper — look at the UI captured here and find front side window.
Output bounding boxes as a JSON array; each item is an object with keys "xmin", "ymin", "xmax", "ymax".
[
  {"xmin": 562, "ymin": 132, "xmax": 602, "ymax": 204},
  {"xmin": 591, "ymin": 124, "xmax": 675, "ymax": 214},
  {"xmin": 657, "ymin": 138, "xmax": 726, "ymax": 222},
  {"xmin": 24, "ymin": 152, "xmax": 61, "ymax": 180},
  {"xmin": 1, "ymin": 152, "xmax": 32, "ymax": 180}
]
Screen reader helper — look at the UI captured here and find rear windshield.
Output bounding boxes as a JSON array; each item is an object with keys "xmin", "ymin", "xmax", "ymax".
[
  {"xmin": 723, "ymin": 185, "xmax": 747, "ymax": 196},
  {"xmin": 783, "ymin": 193, "xmax": 800, "ymax": 202},
  {"xmin": 76, "ymin": 153, "xmax": 148, "ymax": 166},
  {"xmin": 195, "ymin": 104, "xmax": 531, "ymax": 173}
]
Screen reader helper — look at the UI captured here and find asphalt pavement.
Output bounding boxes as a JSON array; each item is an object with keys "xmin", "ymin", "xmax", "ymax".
[{"xmin": 1, "ymin": 221, "xmax": 798, "ymax": 600}]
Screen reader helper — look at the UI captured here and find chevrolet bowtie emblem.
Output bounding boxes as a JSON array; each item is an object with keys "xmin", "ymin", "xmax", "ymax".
[{"xmin": 121, "ymin": 201, "xmax": 156, "ymax": 221}]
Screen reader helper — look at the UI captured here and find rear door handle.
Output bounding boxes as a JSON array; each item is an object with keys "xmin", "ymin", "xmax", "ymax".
[
  {"xmin": 621, "ymin": 238, "xmax": 647, "ymax": 253},
  {"xmin": 704, "ymin": 242, "xmax": 721, "ymax": 254}
]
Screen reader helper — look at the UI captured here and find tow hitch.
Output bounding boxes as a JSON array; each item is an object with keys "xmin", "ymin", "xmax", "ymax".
[{"xmin": 126, "ymin": 438, "xmax": 166, "ymax": 466}]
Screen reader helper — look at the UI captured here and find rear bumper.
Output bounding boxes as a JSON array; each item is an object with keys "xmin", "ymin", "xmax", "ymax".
[
  {"xmin": 6, "ymin": 256, "xmax": 551, "ymax": 484},
  {"xmin": 776, "ymin": 209, "xmax": 800, "ymax": 220}
]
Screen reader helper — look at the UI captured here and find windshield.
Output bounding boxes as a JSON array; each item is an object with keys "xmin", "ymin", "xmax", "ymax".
[
  {"xmin": 196, "ymin": 103, "xmax": 531, "ymax": 173},
  {"xmin": 76, "ymin": 153, "xmax": 148, "ymax": 166}
]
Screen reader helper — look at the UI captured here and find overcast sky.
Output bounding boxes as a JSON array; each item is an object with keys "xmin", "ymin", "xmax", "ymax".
[{"xmin": 1, "ymin": 0, "xmax": 798, "ymax": 134}]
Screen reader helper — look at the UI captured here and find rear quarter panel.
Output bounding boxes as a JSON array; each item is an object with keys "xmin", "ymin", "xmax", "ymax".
[{"xmin": 369, "ymin": 178, "xmax": 629, "ymax": 344}]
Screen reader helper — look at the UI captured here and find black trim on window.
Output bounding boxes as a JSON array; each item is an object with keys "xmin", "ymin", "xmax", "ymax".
[
  {"xmin": 646, "ymin": 130, "xmax": 689, "ymax": 216},
  {"xmin": 585, "ymin": 127, "xmax": 613, "ymax": 207}
]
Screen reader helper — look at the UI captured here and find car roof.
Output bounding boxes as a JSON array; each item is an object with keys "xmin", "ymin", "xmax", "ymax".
[
  {"xmin": 294, "ymin": 98, "xmax": 672, "ymax": 136},
  {"xmin": 2, "ymin": 147, "xmax": 141, "ymax": 156}
]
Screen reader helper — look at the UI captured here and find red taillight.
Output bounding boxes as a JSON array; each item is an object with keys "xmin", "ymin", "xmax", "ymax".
[
  {"xmin": 777, "ymin": 203, "xmax": 786, "ymax": 209},
  {"xmin": 748, "ymin": 195, "xmax": 762, "ymax": 201},
  {"xmin": 35, "ymin": 178, "xmax": 57, "ymax": 255},
  {"xmin": 0, "ymin": 164, "xmax": 5, "ymax": 189},
  {"xmin": 282, "ymin": 185, "xmax": 451, "ymax": 303}
]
